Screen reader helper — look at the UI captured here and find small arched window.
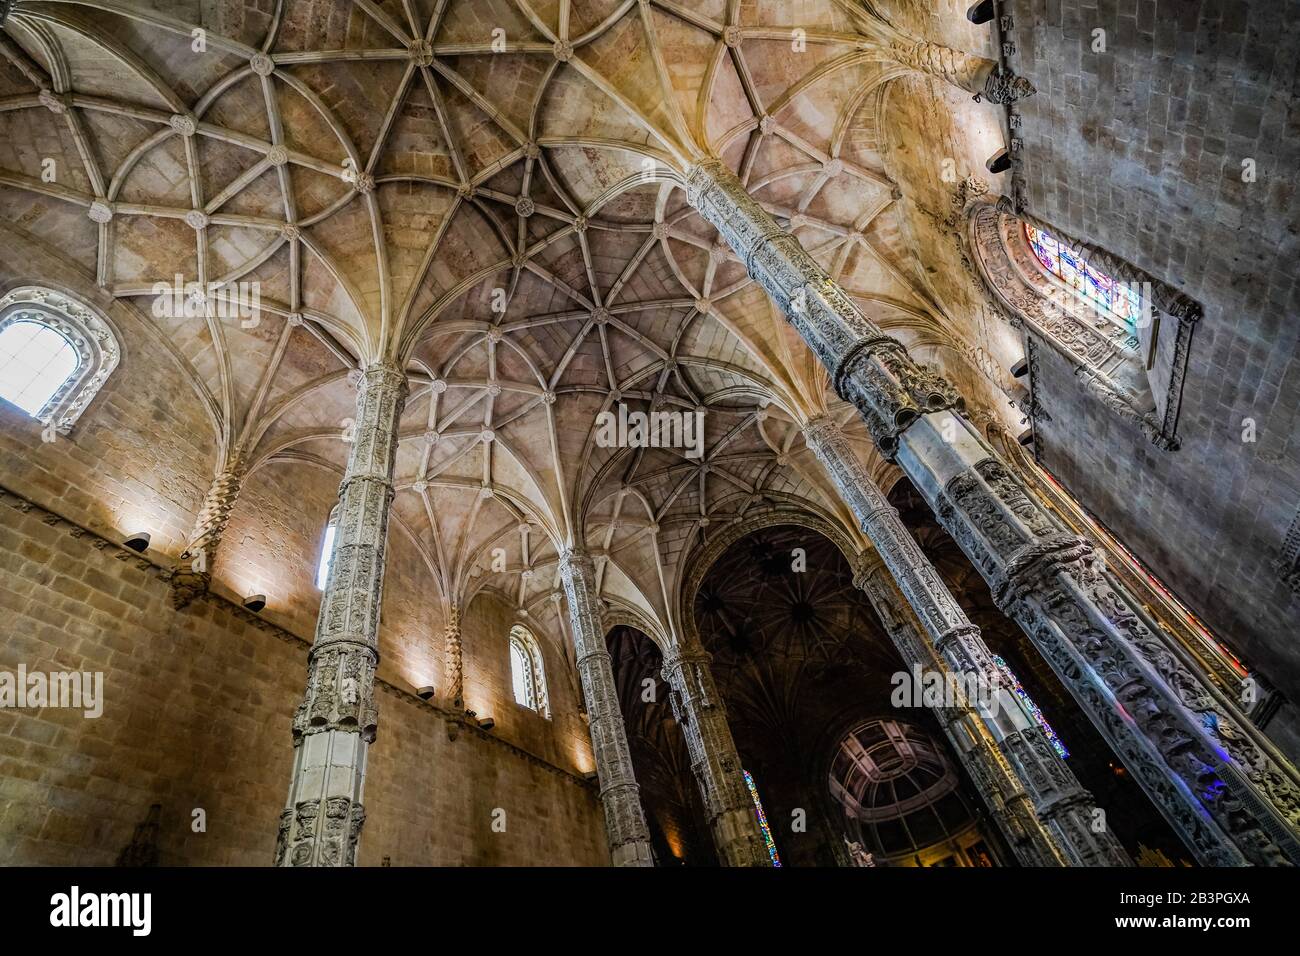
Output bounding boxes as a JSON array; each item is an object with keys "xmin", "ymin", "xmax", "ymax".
[
  {"xmin": 315, "ymin": 506, "xmax": 339, "ymax": 590},
  {"xmin": 0, "ymin": 286, "xmax": 119, "ymax": 433},
  {"xmin": 509, "ymin": 624, "xmax": 549, "ymax": 717},
  {"xmin": 0, "ymin": 321, "xmax": 80, "ymax": 414}
]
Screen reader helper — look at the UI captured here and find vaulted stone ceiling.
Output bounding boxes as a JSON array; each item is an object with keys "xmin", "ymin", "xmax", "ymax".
[{"xmin": 0, "ymin": 0, "xmax": 1021, "ymax": 656}]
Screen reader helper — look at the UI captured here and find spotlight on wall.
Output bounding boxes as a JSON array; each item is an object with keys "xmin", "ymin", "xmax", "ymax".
[
  {"xmin": 985, "ymin": 147, "xmax": 1012, "ymax": 175},
  {"xmin": 1016, "ymin": 427, "xmax": 1035, "ymax": 447},
  {"xmin": 583, "ymin": 771, "xmax": 598, "ymax": 784},
  {"xmin": 1010, "ymin": 358, "xmax": 1029, "ymax": 378},
  {"xmin": 123, "ymin": 531, "xmax": 151, "ymax": 553},
  {"xmin": 416, "ymin": 686, "xmax": 436, "ymax": 701},
  {"xmin": 242, "ymin": 594, "xmax": 267, "ymax": 612},
  {"xmin": 966, "ymin": 0, "xmax": 996, "ymax": 24},
  {"xmin": 476, "ymin": 716, "xmax": 495, "ymax": 731}
]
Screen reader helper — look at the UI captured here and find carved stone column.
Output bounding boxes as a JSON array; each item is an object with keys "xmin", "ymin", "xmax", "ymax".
[
  {"xmin": 170, "ymin": 454, "xmax": 246, "ymax": 608},
  {"xmin": 557, "ymin": 549, "xmax": 654, "ymax": 867},
  {"xmin": 687, "ymin": 158, "xmax": 1300, "ymax": 866},
  {"xmin": 854, "ymin": 551, "xmax": 1076, "ymax": 866},
  {"xmin": 276, "ymin": 362, "xmax": 407, "ymax": 867},
  {"xmin": 885, "ymin": 36, "xmax": 1035, "ymax": 104},
  {"xmin": 805, "ymin": 416, "xmax": 1128, "ymax": 865},
  {"xmin": 443, "ymin": 604, "xmax": 464, "ymax": 709},
  {"xmin": 660, "ymin": 639, "xmax": 772, "ymax": 867}
]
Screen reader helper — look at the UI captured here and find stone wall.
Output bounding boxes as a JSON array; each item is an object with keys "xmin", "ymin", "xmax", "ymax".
[
  {"xmin": 0, "ymin": 487, "xmax": 608, "ymax": 866},
  {"xmin": 1014, "ymin": 0, "xmax": 1300, "ymax": 696},
  {"xmin": 873, "ymin": 0, "xmax": 1300, "ymax": 702}
]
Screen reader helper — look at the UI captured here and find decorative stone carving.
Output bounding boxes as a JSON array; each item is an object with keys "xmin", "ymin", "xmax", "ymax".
[
  {"xmin": 688, "ymin": 162, "xmax": 1298, "ymax": 865},
  {"xmin": 184, "ymin": 209, "xmax": 209, "ymax": 230},
  {"xmin": 684, "ymin": 159, "xmax": 962, "ymax": 455},
  {"xmin": 444, "ymin": 605, "xmax": 464, "ymax": 709},
  {"xmin": 87, "ymin": 200, "xmax": 114, "ymax": 225},
  {"xmin": 557, "ymin": 549, "xmax": 653, "ymax": 866},
  {"xmin": 38, "ymin": 88, "xmax": 70, "ymax": 114},
  {"xmin": 0, "ymin": 287, "xmax": 120, "ymax": 433},
  {"xmin": 914, "ymin": 414, "xmax": 1300, "ymax": 866},
  {"xmin": 982, "ymin": 70, "xmax": 1036, "ymax": 104},
  {"xmin": 277, "ymin": 362, "xmax": 407, "ymax": 866},
  {"xmin": 249, "ymin": 53, "xmax": 275, "ymax": 76},
  {"xmin": 169, "ymin": 113, "xmax": 197, "ymax": 137},
  {"xmin": 967, "ymin": 200, "xmax": 1183, "ymax": 450},
  {"xmin": 171, "ymin": 455, "xmax": 247, "ymax": 608},
  {"xmin": 886, "ymin": 36, "xmax": 1034, "ymax": 104},
  {"xmin": 661, "ymin": 640, "xmax": 772, "ymax": 866},
  {"xmin": 805, "ymin": 416, "xmax": 1129, "ymax": 866},
  {"xmin": 407, "ymin": 39, "xmax": 433, "ymax": 66}
]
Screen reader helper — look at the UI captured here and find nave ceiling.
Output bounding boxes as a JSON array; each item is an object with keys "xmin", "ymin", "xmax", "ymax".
[{"xmin": 0, "ymin": 0, "xmax": 1025, "ymax": 657}]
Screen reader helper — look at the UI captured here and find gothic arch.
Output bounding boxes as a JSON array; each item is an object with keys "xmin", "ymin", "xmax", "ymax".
[{"xmin": 677, "ymin": 502, "xmax": 863, "ymax": 647}]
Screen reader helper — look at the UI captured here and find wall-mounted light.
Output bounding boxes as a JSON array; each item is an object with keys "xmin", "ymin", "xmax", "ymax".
[
  {"xmin": 967, "ymin": 0, "xmax": 996, "ymax": 24},
  {"xmin": 985, "ymin": 147, "xmax": 1012, "ymax": 174},
  {"xmin": 476, "ymin": 717, "xmax": 495, "ymax": 731},
  {"xmin": 1016, "ymin": 427, "xmax": 1034, "ymax": 447},
  {"xmin": 416, "ymin": 686, "xmax": 436, "ymax": 701},
  {"xmin": 123, "ymin": 531, "xmax": 151, "ymax": 553},
  {"xmin": 242, "ymin": 594, "xmax": 266, "ymax": 612},
  {"xmin": 1010, "ymin": 358, "xmax": 1029, "ymax": 378}
]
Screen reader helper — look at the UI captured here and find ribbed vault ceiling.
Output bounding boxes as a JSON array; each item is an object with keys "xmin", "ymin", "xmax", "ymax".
[{"xmin": 0, "ymin": 0, "xmax": 993, "ymax": 640}]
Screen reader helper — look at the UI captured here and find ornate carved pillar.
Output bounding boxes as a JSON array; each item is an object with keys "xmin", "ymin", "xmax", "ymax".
[
  {"xmin": 275, "ymin": 362, "xmax": 407, "ymax": 867},
  {"xmin": 660, "ymin": 639, "xmax": 772, "ymax": 867},
  {"xmin": 443, "ymin": 604, "xmax": 464, "ymax": 709},
  {"xmin": 686, "ymin": 158, "xmax": 1300, "ymax": 866},
  {"xmin": 804, "ymin": 416, "xmax": 1127, "ymax": 865},
  {"xmin": 854, "ymin": 550, "xmax": 1079, "ymax": 866},
  {"xmin": 170, "ymin": 454, "xmax": 246, "ymax": 608},
  {"xmin": 556, "ymin": 549, "xmax": 654, "ymax": 867}
]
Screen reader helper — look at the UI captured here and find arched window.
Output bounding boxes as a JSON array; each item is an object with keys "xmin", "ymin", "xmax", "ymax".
[
  {"xmin": 0, "ymin": 286, "xmax": 119, "ymax": 433},
  {"xmin": 508, "ymin": 624, "xmax": 549, "ymax": 717},
  {"xmin": 315, "ymin": 507, "xmax": 339, "ymax": 590},
  {"xmin": 1024, "ymin": 224, "xmax": 1143, "ymax": 336},
  {"xmin": 966, "ymin": 198, "xmax": 1197, "ymax": 451},
  {"xmin": 0, "ymin": 321, "xmax": 80, "ymax": 414}
]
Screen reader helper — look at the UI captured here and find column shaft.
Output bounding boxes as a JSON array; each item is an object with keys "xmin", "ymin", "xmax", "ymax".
[
  {"xmin": 855, "ymin": 555, "xmax": 1066, "ymax": 866},
  {"xmin": 276, "ymin": 362, "xmax": 407, "ymax": 867},
  {"xmin": 557, "ymin": 550, "xmax": 654, "ymax": 867},
  {"xmin": 170, "ymin": 454, "xmax": 246, "ymax": 608},
  {"xmin": 687, "ymin": 158, "xmax": 1300, "ymax": 866},
  {"xmin": 806, "ymin": 416, "xmax": 1128, "ymax": 865},
  {"xmin": 443, "ymin": 604, "xmax": 464, "ymax": 709},
  {"xmin": 661, "ymin": 641, "xmax": 772, "ymax": 866}
]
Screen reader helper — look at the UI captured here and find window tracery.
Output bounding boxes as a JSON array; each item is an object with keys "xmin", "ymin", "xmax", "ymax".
[
  {"xmin": 509, "ymin": 624, "xmax": 549, "ymax": 717},
  {"xmin": 0, "ymin": 287, "xmax": 120, "ymax": 434}
]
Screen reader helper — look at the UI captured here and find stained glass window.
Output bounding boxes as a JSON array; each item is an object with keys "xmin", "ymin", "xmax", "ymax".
[
  {"xmin": 992, "ymin": 654, "xmax": 1069, "ymax": 759},
  {"xmin": 1024, "ymin": 224, "xmax": 1142, "ymax": 334},
  {"xmin": 743, "ymin": 769, "xmax": 782, "ymax": 866}
]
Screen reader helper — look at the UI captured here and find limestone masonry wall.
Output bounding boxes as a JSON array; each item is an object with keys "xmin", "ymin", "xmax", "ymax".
[{"xmin": 0, "ymin": 488, "xmax": 608, "ymax": 866}]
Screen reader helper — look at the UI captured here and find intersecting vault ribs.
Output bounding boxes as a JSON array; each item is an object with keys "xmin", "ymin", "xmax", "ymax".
[{"xmin": 0, "ymin": 0, "xmax": 998, "ymax": 650}]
